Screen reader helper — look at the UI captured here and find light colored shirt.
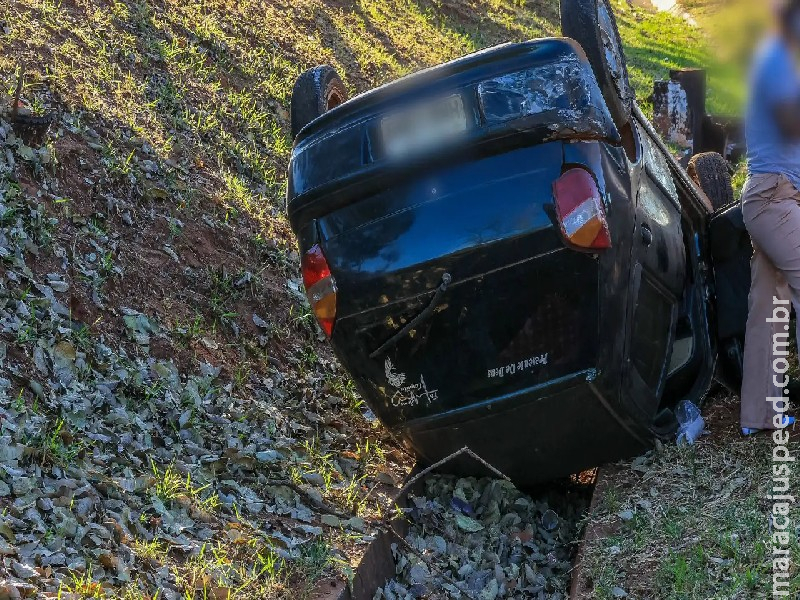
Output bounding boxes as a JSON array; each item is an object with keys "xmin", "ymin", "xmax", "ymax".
[{"xmin": 746, "ymin": 36, "xmax": 800, "ymax": 190}]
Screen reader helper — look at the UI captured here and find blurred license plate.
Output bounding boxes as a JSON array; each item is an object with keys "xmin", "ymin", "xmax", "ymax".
[{"xmin": 381, "ymin": 94, "xmax": 468, "ymax": 159}]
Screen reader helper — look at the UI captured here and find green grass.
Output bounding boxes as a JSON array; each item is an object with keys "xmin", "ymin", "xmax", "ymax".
[
  {"xmin": 0, "ymin": 0, "xmax": 562, "ymax": 237},
  {"xmin": 0, "ymin": 0, "xmax": 723, "ymax": 234},
  {"xmin": 150, "ymin": 459, "xmax": 221, "ymax": 512},
  {"xmin": 58, "ymin": 567, "xmax": 106, "ymax": 599},
  {"xmin": 582, "ymin": 398, "xmax": 800, "ymax": 600},
  {"xmin": 612, "ymin": 0, "xmax": 739, "ymax": 116}
]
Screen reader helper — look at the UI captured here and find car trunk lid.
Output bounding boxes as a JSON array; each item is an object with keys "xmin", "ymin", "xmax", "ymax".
[{"xmin": 318, "ymin": 142, "xmax": 601, "ymax": 427}]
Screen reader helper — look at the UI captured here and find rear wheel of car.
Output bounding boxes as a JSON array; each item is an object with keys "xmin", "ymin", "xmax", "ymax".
[
  {"xmin": 688, "ymin": 152, "xmax": 734, "ymax": 211},
  {"xmin": 561, "ymin": 0, "xmax": 634, "ymax": 129},
  {"xmin": 290, "ymin": 65, "xmax": 348, "ymax": 140}
]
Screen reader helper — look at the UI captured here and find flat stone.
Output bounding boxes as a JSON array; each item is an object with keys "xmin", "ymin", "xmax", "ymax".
[
  {"xmin": 11, "ymin": 479, "xmax": 33, "ymax": 496},
  {"xmin": 255, "ymin": 450, "xmax": 280, "ymax": 463},
  {"xmin": 301, "ymin": 472, "xmax": 325, "ymax": 487},
  {"xmin": 10, "ymin": 561, "xmax": 36, "ymax": 579}
]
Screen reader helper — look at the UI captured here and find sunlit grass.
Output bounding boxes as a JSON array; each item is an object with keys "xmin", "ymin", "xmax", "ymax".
[{"xmin": 611, "ymin": 0, "xmax": 736, "ymax": 117}]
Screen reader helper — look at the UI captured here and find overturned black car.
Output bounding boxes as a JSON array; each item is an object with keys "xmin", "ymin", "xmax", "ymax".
[{"xmin": 285, "ymin": 0, "xmax": 750, "ymax": 486}]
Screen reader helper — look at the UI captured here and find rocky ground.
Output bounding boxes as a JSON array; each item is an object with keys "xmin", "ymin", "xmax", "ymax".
[
  {"xmin": 377, "ymin": 475, "xmax": 590, "ymax": 600},
  {"xmin": 0, "ymin": 109, "xmax": 414, "ymax": 600}
]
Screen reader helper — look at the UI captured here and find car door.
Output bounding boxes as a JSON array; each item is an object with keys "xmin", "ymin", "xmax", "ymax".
[
  {"xmin": 626, "ymin": 120, "xmax": 687, "ymax": 411},
  {"xmin": 709, "ymin": 202, "xmax": 751, "ymax": 388}
]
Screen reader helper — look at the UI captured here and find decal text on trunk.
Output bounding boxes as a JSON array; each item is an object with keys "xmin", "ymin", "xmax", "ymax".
[{"xmin": 488, "ymin": 353, "xmax": 549, "ymax": 379}]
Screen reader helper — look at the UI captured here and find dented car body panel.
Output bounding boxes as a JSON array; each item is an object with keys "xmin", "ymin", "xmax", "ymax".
[{"xmin": 287, "ymin": 39, "xmax": 720, "ymax": 485}]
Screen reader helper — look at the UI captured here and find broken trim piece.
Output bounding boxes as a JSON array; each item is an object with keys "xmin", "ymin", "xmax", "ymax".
[{"xmin": 369, "ymin": 272, "xmax": 452, "ymax": 359}]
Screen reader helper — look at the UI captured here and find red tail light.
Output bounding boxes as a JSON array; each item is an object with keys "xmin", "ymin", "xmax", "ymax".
[
  {"xmin": 301, "ymin": 244, "xmax": 337, "ymax": 337},
  {"xmin": 553, "ymin": 168, "xmax": 611, "ymax": 249}
]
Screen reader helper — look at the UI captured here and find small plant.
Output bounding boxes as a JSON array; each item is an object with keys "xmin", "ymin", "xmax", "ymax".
[
  {"xmin": 131, "ymin": 538, "xmax": 167, "ymax": 562},
  {"xmin": 11, "ymin": 389, "xmax": 26, "ymax": 412},
  {"xmin": 328, "ymin": 375, "xmax": 364, "ymax": 413},
  {"xmin": 99, "ymin": 251, "xmax": 115, "ymax": 278},
  {"xmin": 0, "ymin": 202, "xmax": 19, "ymax": 226},
  {"xmin": 300, "ymin": 345, "xmax": 318, "ymax": 369},
  {"xmin": 72, "ymin": 324, "xmax": 93, "ymax": 352},
  {"xmin": 233, "ymin": 363, "xmax": 250, "ymax": 390},
  {"xmin": 355, "ymin": 438, "xmax": 385, "ymax": 467},
  {"xmin": 58, "ymin": 566, "xmax": 104, "ymax": 599},
  {"xmin": 37, "ymin": 418, "xmax": 83, "ymax": 466},
  {"xmin": 221, "ymin": 170, "xmax": 250, "ymax": 222},
  {"xmin": 296, "ymin": 540, "xmax": 332, "ymax": 583},
  {"xmin": 16, "ymin": 319, "xmax": 37, "ymax": 344},
  {"xmin": 150, "ymin": 459, "xmax": 221, "ymax": 512},
  {"xmin": 175, "ymin": 313, "xmax": 205, "ymax": 344},
  {"xmin": 341, "ymin": 473, "xmax": 368, "ymax": 516},
  {"xmin": 207, "ymin": 267, "xmax": 241, "ymax": 322},
  {"xmin": 150, "ymin": 460, "xmax": 184, "ymax": 503},
  {"xmin": 254, "ymin": 546, "xmax": 281, "ymax": 580},
  {"xmin": 741, "ymin": 568, "xmax": 760, "ymax": 590},
  {"xmin": 290, "ymin": 303, "xmax": 316, "ymax": 336},
  {"xmin": 297, "ymin": 438, "xmax": 337, "ymax": 491},
  {"xmin": 143, "ymin": 379, "xmax": 167, "ymax": 403},
  {"xmin": 103, "ymin": 143, "xmax": 136, "ymax": 181},
  {"xmin": 39, "ymin": 0, "xmax": 64, "ymax": 19}
]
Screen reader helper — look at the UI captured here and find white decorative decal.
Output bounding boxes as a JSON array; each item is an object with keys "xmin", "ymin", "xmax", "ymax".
[
  {"xmin": 385, "ymin": 357, "xmax": 406, "ymax": 388},
  {"xmin": 384, "ymin": 358, "xmax": 439, "ymax": 408}
]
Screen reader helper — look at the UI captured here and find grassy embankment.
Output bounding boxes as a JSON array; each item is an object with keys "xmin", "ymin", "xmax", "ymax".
[{"xmin": 0, "ymin": 0, "xmax": 756, "ymax": 598}]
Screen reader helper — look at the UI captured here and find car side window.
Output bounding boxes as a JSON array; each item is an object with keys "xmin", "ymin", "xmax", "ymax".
[{"xmin": 641, "ymin": 127, "xmax": 678, "ymax": 199}]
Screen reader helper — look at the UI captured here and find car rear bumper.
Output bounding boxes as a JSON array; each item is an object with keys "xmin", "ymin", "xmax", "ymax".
[{"xmin": 395, "ymin": 369, "xmax": 652, "ymax": 486}]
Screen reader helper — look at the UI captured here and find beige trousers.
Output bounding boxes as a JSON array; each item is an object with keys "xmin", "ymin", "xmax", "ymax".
[{"xmin": 741, "ymin": 172, "xmax": 800, "ymax": 429}]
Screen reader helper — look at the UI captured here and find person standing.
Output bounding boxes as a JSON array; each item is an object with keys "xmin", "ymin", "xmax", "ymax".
[{"xmin": 740, "ymin": 0, "xmax": 800, "ymax": 434}]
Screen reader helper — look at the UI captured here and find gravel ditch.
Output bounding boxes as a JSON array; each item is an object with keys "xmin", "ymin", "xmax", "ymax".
[{"xmin": 375, "ymin": 474, "xmax": 592, "ymax": 600}]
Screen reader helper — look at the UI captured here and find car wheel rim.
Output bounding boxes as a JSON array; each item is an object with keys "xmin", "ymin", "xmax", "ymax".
[{"xmin": 326, "ymin": 89, "xmax": 344, "ymax": 111}]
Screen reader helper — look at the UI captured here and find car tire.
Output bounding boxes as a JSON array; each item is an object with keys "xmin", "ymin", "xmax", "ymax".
[
  {"xmin": 561, "ymin": 0, "xmax": 633, "ymax": 129},
  {"xmin": 688, "ymin": 152, "xmax": 734, "ymax": 211},
  {"xmin": 9, "ymin": 112, "xmax": 55, "ymax": 146},
  {"xmin": 290, "ymin": 65, "xmax": 348, "ymax": 140}
]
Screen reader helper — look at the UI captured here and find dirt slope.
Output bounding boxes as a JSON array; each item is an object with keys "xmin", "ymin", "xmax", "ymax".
[{"xmin": 0, "ymin": 1, "xmax": 562, "ymax": 598}]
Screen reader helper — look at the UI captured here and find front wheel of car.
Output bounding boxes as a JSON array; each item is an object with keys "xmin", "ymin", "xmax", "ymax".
[
  {"xmin": 561, "ymin": 0, "xmax": 634, "ymax": 130},
  {"xmin": 290, "ymin": 65, "xmax": 348, "ymax": 140},
  {"xmin": 688, "ymin": 152, "xmax": 734, "ymax": 211}
]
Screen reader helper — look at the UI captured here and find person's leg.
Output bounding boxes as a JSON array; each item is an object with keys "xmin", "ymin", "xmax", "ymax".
[
  {"xmin": 741, "ymin": 245, "xmax": 786, "ymax": 429},
  {"xmin": 742, "ymin": 174, "xmax": 800, "ymax": 429}
]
